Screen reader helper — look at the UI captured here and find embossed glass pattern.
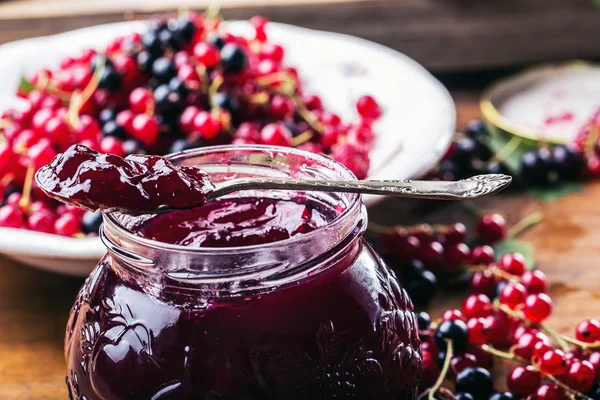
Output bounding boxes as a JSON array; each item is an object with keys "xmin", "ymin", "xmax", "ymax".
[{"xmin": 64, "ymin": 146, "xmax": 422, "ymax": 400}]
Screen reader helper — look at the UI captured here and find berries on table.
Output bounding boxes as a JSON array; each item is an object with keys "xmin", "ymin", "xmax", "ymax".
[
  {"xmin": 434, "ymin": 319, "xmax": 469, "ymax": 352},
  {"xmin": 476, "ymin": 213, "xmax": 507, "ymax": 244},
  {"xmin": 575, "ymin": 319, "xmax": 600, "ymax": 343},
  {"xmin": 522, "ymin": 293, "xmax": 553, "ymax": 323},
  {"xmin": 498, "ymin": 253, "xmax": 527, "ymax": 276},
  {"xmin": 506, "ymin": 365, "xmax": 541, "ymax": 396},
  {"xmin": 455, "ymin": 367, "xmax": 494, "ymax": 400}
]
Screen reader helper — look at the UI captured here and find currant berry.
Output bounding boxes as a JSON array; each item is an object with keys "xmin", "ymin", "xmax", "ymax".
[
  {"xmin": 522, "ymin": 293, "xmax": 553, "ymax": 323},
  {"xmin": 419, "ymin": 240, "xmax": 444, "ymax": 269},
  {"xmin": 356, "ymin": 95, "xmax": 381, "ymax": 119},
  {"xmin": 564, "ymin": 360, "xmax": 596, "ymax": 393},
  {"xmin": 575, "ymin": 319, "xmax": 600, "ymax": 343},
  {"xmin": 469, "ymin": 271, "xmax": 496, "ymax": 297},
  {"xmin": 455, "ymin": 367, "xmax": 494, "ymax": 400},
  {"xmin": 443, "ymin": 223, "xmax": 468, "ymax": 245},
  {"xmin": 476, "ymin": 213, "xmax": 507, "ymax": 244},
  {"xmin": 420, "ymin": 350, "xmax": 440, "ymax": 389},
  {"xmin": 466, "ymin": 318, "xmax": 489, "ymax": 345},
  {"xmin": 513, "ymin": 332, "xmax": 551, "ymax": 361},
  {"xmin": 534, "ymin": 384, "xmax": 563, "ymax": 400},
  {"xmin": 450, "ymin": 353, "xmax": 478, "ymax": 378},
  {"xmin": 539, "ymin": 349, "xmax": 567, "ymax": 375},
  {"xmin": 488, "ymin": 393, "xmax": 514, "ymax": 400},
  {"xmin": 470, "ymin": 245, "xmax": 495, "ymax": 265},
  {"xmin": 499, "ymin": 282, "xmax": 527, "ymax": 310},
  {"xmin": 131, "ymin": 114, "xmax": 160, "ymax": 146},
  {"xmin": 485, "ymin": 312, "xmax": 510, "ymax": 347},
  {"xmin": 260, "ymin": 123, "xmax": 293, "ymax": 147},
  {"xmin": 404, "ymin": 268, "xmax": 437, "ymax": 306},
  {"xmin": 434, "ymin": 319, "xmax": 469, "ymax": 352},
  {"xmin": 81, "ymin": 211, "xmax": 102, "ymax": 234},
  {"xmin": 520, "ymin": 270, "xmax": 548, "ymax": 294},
  {"xmin": 129, "ymin": 87, "xmax": 154, "ymax": 113},
  {"xmin": 462, "ymin": 294, "xmax": 492, "ymax": 319},
  {"xmin": 0, "ymin": 204, "xmax": 25, "ymax": 228},
  {"xmin": 54, "ymin": 213, "xmax": 81, "ymax": 237},
  {"xmin": 506, "ymin": 365, "xmax": 541, "ymax": 396},
  {"xmin": 455, "ymin": 394, "xmax": 474, "ymax": 400},
  {"xmin": 444, "ymin": 243, "xmax": 471, "ymax": 270},
  {"xmin": 99, "ymin": 137, "xmax": 125, "ymax": 156},
  {"xmin": 416, "ymin": 312, "xmax": 431, "ymax": 331},
  {"xmin": 498, "ymin": 253, "xmax": 527, "ymax": 276},
  {"xmin": 193, "ymin": 42, "xmax": 221, "ymax": 68},
  {"xmin": 442, "ymin": 309, "xmax": 464, "ymax": 322},
  {"xmin": 27, "ymin": 210, "xmax": 55, "ymax": 234},
  {"xmin": 220, "ymin": 44, "xmax": 248, "ymax": 74},
  {"xmin": 587, "ymin": 352, "xmax": 600, "ymax": 380}
]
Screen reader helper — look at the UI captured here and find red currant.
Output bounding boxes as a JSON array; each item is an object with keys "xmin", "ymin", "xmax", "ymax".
[
  {"xmin": 100, "ymin": 137, "xmax": 125, "ymax": 156},
  {"xmin": 193, "ymin": 111, "xmax": 222, "ymax": 141},
  {"xmin": 563, "ymin": 360, "xmax": 596, "ymax": 393},
  {"xmin": 466, "ymin": 318, "xmax": 489, "ymax": 345},
  {"xmin": 449, "ymin": 353, "xmax": 477, "ymax": 378},
  {"xmin": 356, "ymin": 95, "xmax": 381, "ymax": 119},
  {"xmin": 498, "ymin": 253, "xmax": 527, "ymax": 276},
  {"xmin": 419, "ymin": 241, "xmax": 444, "ymax": 269},
  {"xmin": 260, "ymin": 123, "xmax": 293, "ymax": 146},
  {"xmin": 131, "ymin": 114, "xmax": 160, "ymax": 146},
  {"xmin": 469, "ymin": 271, "xmax": 496, "ymax": 297},
  {"xmin": 269, "ymin": 95, "xmax": 295, "ymax": 120},
  {"xmin": 499, "ymin": 282, "xmax": 527, "ymax": 310},
  {"xmin": 443, "ymin": 223, "xmax": 468, "ymax": 245},
  {"xmin": 520, "ymin": 270, "xmax": 548, "ymax": 294},
  {"xmin": 470, "ymin": 245, "xmax": 495, "ymax": 265},
  {"xmin": 129, "ymin": 87, "xmax": 154, "ymax": 114},
  {"xmin": 476, "ymin": 213, "xmax": 507, "ymax": 244},
  {"xmin": 575, "ymin": 319, "xmax": 600, "ymax": 343},
  {"xmin": 193, "ymin": 43, "xmax": 221, "ymax": 68},
  {"xmin": 534, "ymin": 384, "xmax": 563, "ymax": 400},
  {"xmin": 27, "ymin": 210, "xmax": 55, "ymax": 234},
  {"xmin": 442, "ymin": 309, "xmax": 464, "ymax": 322},
  {"xmin": 444, "ymin": 243, "xmax": 471, "ymax": 270},
  {"xmin": 54, "ymin": 212, "xmax": 81, "ymax": 237},
  {"xmin": 506, "ymin": 365, "xmax": 541, "ymax": 396},
  {"xmin": 44, "ymin": 116, "xmax": 71, "ymax": 144},
  {"xmin": 0, "ymin": 204, "xmax": 25, "ymax": 228},
  {"xmin": 75, "ymin": 115, "xmax": 101, "ymax": 142},
  {"xmin": 522, "ymin": 293, "xmax": 553, "ymax": 323},
  {"xmin": 539, "ymin": 349, "xmax": 567, "ymax": 375},
  {"xmin": 28, "ymin": 138, "xmax": 57, "ymax": 169},
  {"xmin": 303, "ymin": 95, "xmax": 323, "ymax": 111},
  {"xmin": 513, "ymin": 332, "xmax": 550, "ymax": 361},
  {"xmin": 485, "ymin": 313, "xmax": 510, "ymax": 347},
  {"xmin": 179, "ymin": 106, "xmax": 200, "ymax": 135},
  {"xmin": 462, "ymin": 294, "xmax": 492, "ymax": 319},
  {"xmin": 587, "ymin": 352, "xmax": 600, "ymax": 380}
]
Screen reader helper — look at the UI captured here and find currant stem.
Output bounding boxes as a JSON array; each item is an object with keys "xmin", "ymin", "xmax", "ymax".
[
  {"xmin": 479, "ymin": 344, "xmax": 529, "ymax": 364},
  {"xmin": 469, "ymin": 265, "xmax": 521, "ymax": 282},
  {"xmin": 539, "ymin": 322, "xmax": 570, "ymax": 353},
  {"xmin": 428, "ymin": 339, "xmax": 453, "ymax": 400},
  {"xmin": 507, "ymin": 212, "xmax": 544, "ymax": 240},
  {"xmin": 290, "ymin": 130, "xmax": 313, "ymax": 147},
  {"xmin": 544, "ymin": 373, "xmax": 590, "ymax": 399},
  {"xmin": 489, "ymin": 135, "xmax": 523, "ymax": 165},
  {"xmin": 18, "ymin": 163, "xmax": 35, "ymax": 213},
  {"xmin": 561, "ymin": 335, "xmax": 600, "ymax": 350}
]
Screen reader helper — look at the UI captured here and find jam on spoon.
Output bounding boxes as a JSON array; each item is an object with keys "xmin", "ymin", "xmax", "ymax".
[{"xmin": 35, "ymin": 144, "xmax": 215, "ymax": 212}]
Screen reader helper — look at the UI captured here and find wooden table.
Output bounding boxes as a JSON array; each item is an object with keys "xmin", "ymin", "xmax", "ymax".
[{"xmin": 1, "ymin": 91, "xmax": 599, "ymax": 399}]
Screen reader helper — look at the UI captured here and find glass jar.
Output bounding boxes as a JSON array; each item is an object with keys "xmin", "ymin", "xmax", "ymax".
[{"xmin": 64, "ymin": 145, "xmax": 421, "ymax": 400}]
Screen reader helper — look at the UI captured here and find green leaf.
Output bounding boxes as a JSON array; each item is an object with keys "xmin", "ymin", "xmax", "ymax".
[
  {"xmin": 18, "ymin": 75, "xmax": 35, "ymax": 95},
  {"xmin": 482, "ymin": 129, "xmax": 531, "ymax": 175},
  {"xmin": 493, "ymin": 239, "xmax": 535, "ymax": 270},
  {"xmin": 528, "ymin": 181, "xmax": 584, "ymax": 202}
]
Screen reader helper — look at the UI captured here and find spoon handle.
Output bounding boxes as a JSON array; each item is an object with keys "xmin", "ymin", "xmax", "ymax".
[{"xmin": 209, "ymin": 174, "xmax": 512, "ymax": 201}]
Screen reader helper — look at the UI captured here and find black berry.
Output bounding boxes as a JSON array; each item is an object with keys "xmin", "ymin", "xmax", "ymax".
[
  {"xmin": 455, "ymin": 367, "xmax": 494, "ymax": 400},
  {"xmin": 82, "ymin": 211, "xmax": 102, "ymax": 234},
  {"xmin": 152, "ymin": 57, "xmax": 177, "ymax": 82},
  {"xmin": 102, "ymin": 121, "xmax": 127, "ymax": 139},
  {"xmin": 136, "ymin": 51, "xmax": 155, "ymax": 74},
  {"xmin": 97, "ymin": 66, "xmax": 121, "ymax": 92},
  {"xmin": 520, "ymin": 148, "xmax": 551, "ymax": 185},
  {"xmin": 489, "ymin": 393, "xmax": 514, "ymax": 400},
  {"xmin": 206, "ymin": 33, "xmax": 226, "ymax": 49},
  {"xmin": 455, "ymin": 393, "xmax": 475, "ymax": 400},
  {"xmin": 175, "ymin": 18, "xmax": 196, "ymax": 43},
  {"xmin": 220, "ymin": 44, "xmax": 248, "ymax": 73},
  {"xmin": 404, "ymin": 268, "xmax": 437, "ymax": 306},
  {"xmin": 551, "ymin": 145, "xmax": 585, "ymax": 180},
  {"xmin": 434, "ymin": 320, "xmax": 469, "ymax": 352},
  {"xmin": 212, "ymin": 92, "xmax": 239, "ymax": 115},
  {"xmin": 98, "ymin": 108, "xmax": 118, "ymax": 126},
  {"xmin": 154, "ymin": 85, "xmax": 183, "ymax": 117},
  {"xmin": 416, "ymin": 312, "xmax": 431, "ymax": 331}
]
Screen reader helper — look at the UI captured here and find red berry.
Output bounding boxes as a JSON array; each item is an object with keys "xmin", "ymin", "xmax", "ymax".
[
  {"xmin": 356, "ymin": 95, "xmax": 381, "ymax": 119},
  {"xmin": 27, "ymin": 211, "xmax": 55, "ymax": 234},
  {"xmin": 444, "ymin": 242, "xmax": 471, "ymax": 270},
  {"xmin": 520, "ymin": 270, "xmax": 548, "ymax": 294},
  {"xmin": 507, "ymin": 365, "xmax": 541, "ymax": 396},
  {"xmin": 522, "ymin": 293, "xmax": 553, "ymax": 323},
  {"xmin": 0, "ymin": 204, "xmax": 25, "ymax": 228},
  {"xmin": 177, "ymin": 63, "xmax": 200, "ymax": 84},
  {"xmin": 420, "ymin": 350, "xmax": 440, "ymax": 389},
  {"xmin": 470, "ymin": 245, "xmax": 495, "ymax": 265},
  {"xmin": 44, "ymin": 116, "xmax": 71, "ymax": 144},
  {"xmin": 304, "ymin": 94, "xmax": 323, "ymax": 111},
  {"xmin": 54, "ymin": 213, "xmax": 81, "ymax": 237},
  {"xmin": 193, "ymin": 43, "xmax": 220, "ymax": 68},
  {"xmin": 257, "ymin": 59, "xmax": 278, "ymax": 76},
  {"xmin": 442, "ymin": 309, "xmax": 464, "ymax": 322},
  {"xmin": 575, "ymin": 319, "xmax": 600, "ymax": 343},
  {"xmin": 0, "ymin": 142, "xmax": 17, "ymax": 173},
  {"xmin": 534, "ymin": 384, "xmax": 563, "ymax": 400},
  {"xmin": 469, "ymin": 271, "xmax": 496, "ymax": 297},
  {"xmin": 269, "ymin": 95, "xmax": 295, "ymax": 120},
  {"xmin": 498, "ymin": 253, "xmax": 527, "ymax": 276},
  {"xmin": 116, "ymin": 110, "xmax": 134, "ymax": 133},
  {"xmin": 419, "ymin": 241, "xmax": 444, "ymax": 269},
  {"xmin": 466, "ymin": 346, "xmax": 495, "ymax": 370},
  {"xmin": 99, "ymin": 137, "xmax": 125, "ymax": 156},
  {"xmin": 539, "ymin": 349, "xmax": 567, "ymax": 375},
  {"xmin": 563, "ymin": 360, "xmax": 596, "ymax": 393},
  {"xmin": 234, "ymin": 122, "xmax": 261, "ymax": 142},
  {"xmin": 260, "ymin": 123, "xmax": 293, "ymax": 146},
  {"xmin": 260, "ymin": 42, "xmax": 284, "ymax": 62},
  {"xmin": 587, "ymin": 352, "xmax": 600, "ymax": 380},
  {"xmin": 31, "ymin": 108, "xmax": 54, "ymax": 135},
  {"xmin": 449, "ymin": 353, "xmax": 477, "ymax": 378},
  {"xmin": 28, "ymin": 138, "xmax": 57, "ymax": 168},
  {"xmin": 443, "ymin": 223, "xmax": 467, "ymax": 245},
  {"xmin": 131, "ymin": 114, "xmax": 160, "ymax": 146},
  {"xmin": 129, "ymin": 87, "xmax": 154, "ymax": 113},
  {"xmin": 466, "ymin": 318, "xmax": 489, "ymax": 345},
  {"xmin": 250, "ymin": 15, "xmax": 268, "ymax": 31},
  {"xmin": 533, "ymin": 339, "xmax": 552, "ymax": 360},
  {"xmin": 193, "ymin": 111, "xmax": 222, "ymax": 141},
  {"xmin": 476, "ymin": 213, "xmax": 507, "ymax": 244},
  {"xmin": 499, "ymin": 282, "xmax": 527, "ymax": 310},
  {"xmin": 462, "ymin": 294, "xmax": 492, "ymax": 319},
  {"xmin": 485, "ymin": 312, "xmax": 510, "ymax": 347},
  {"xmin": 75, "ymin": 115, "xmax": 101, "ymax": 141},
  {"xmin": 179, "ymin": 106, "xmax": 200, "ymax": 135},
  {"xmin": 6, "ymin": 192, "xmax": 22, "ymax": 207}
]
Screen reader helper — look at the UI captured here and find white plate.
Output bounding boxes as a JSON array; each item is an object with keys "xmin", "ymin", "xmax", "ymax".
[{"xmin": 0, "ymin": 20, "xmax": 455, "ymax": 276}]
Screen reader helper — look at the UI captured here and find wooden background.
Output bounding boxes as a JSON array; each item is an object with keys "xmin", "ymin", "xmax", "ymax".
[{"xmin": 1, "ymin": 0, "xmax": 600, "ymax": 72}]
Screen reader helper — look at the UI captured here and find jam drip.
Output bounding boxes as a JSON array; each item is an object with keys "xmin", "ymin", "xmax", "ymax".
[
  {"xmin": 138, "ymin": 197, "xmax": 333, "ymax": 247},
  {"xmin": 36, "ymin": 144, "xmax": 214, "ymax": 212}
]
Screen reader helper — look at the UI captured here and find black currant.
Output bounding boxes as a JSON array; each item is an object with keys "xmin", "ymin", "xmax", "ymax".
[
  {"xmin": 206, "ymin": 33, "xmax": 226, "ymax": 49},
  {"xmin": 98, "ymin": 108, "xmax": 118, "ymax": 126},
  {"xmin": 465, "ymin": 119, "xmax": 488, "ymax": 139},
  {"xmin": 455, "ymin": 367, "xmax": 494, "ymax": 400},
  {"xmin": 404, "ymin": 269, "xmax": 437, "ymax": 306},
  {"xmin": 158, "ymin": 28, "xmax": 181, "ymax": 50},
  {"xmin": 82, "ymin": 211, "xmax": 103, "ymax": 234},
  {"xmin": 438, "ymin": 160, "xmax": 458, "ymax": 180},
  {"xmin": 152, "ymin": 57, "xmax": 177, "ymax": 82},
  {"xmin": 97, "ymin": 66, "xmax": 121, "ymax": 92},
  {"xmin": 136, "ymin": 51, "xmax": 155, "ymax": 74},
  {"xmin": 176, "ymin": 18, "xmax": 196, "ymax": 43},
  {"xmin": 436, "ymin": 350, "xmax": 447, "ymax": 369},
  {"xmin": 489, "ymin": 393, "xmax": 514, "ymax": 400},
  {"xmin": 400, "ymin": 259, "xmax": 426, "ymax": 281},
  {"xmin": 520, "ymin": 148, "xmax": 551, "ymax": 185},
  {"xmin": 416, "ymin": 312, "xmax": 431, "ymax": 331},
  {"xmin": 101, "ymin": 121, "xmax": 126, "ymax": 139},
  {"xmin": 168, "ymin": 77, "xmax": 188, "ymax": 97},
  {"xmin": 220, "ymin": 44, "xmax": 248, "ymax": 73},
  {"xmin": 154, "ymin": 85, "xmax": 183, "ymax": 116},
  {"xmin": 455, "ymin": 393, "xmax": 475, "ymax": 400},
  {"xmin": 90, "ymin": 55, "xmax": 113, "ymax": 71},
  {"xmin": 589, "ymin": 383, "xmax": 600, "ymax": 400},
  {"xmin": 453, "ymin": 137, "xmax": 480, "ymax": 167},
  {"xmin": 142, "ymin": 30, "xmax": 162, "ymax": 56},
  {"xmin": 434, "ymin": 320, "xmax": 468, "ymax": 352},
  {"xmin": 122, "ymin": 140, "xmax": 145, "ymax": 155},
  {"xmin": 212, "ymin": 92, "xmax": 239, "ymax": 115},
  {"xmin": 551, "ymin": 144, "xmax": 585, "ymax": 180}
]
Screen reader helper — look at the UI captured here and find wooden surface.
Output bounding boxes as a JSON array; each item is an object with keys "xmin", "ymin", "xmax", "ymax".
[
  {"xmin": 1, "ymin": 0, "xmax": 600, "ymax": 72},
  {"xmin": 1, "ymin": 90, "xmax": 599, "ymax": 399}
]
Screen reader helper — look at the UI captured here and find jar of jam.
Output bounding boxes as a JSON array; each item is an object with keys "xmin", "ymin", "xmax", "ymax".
[{"xmin": 64, "ymin": 145, "xmax": 421, "ymax": 400}]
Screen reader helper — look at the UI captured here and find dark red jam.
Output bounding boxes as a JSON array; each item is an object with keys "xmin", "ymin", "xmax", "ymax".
[
  {"xmin": 36, "ymin": 144, "xmax": 214, "ymax": 212},
  {"xmin": 138, "ymin": 197, "xmax": 331, "ymax": 247}
]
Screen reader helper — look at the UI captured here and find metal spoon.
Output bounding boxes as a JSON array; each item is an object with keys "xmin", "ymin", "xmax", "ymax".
[{"xmin": 203, "ymin": 173, "xmax": 512, "ymax": 203}]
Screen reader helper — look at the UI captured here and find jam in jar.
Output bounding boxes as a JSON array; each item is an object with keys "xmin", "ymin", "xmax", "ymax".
[{"xmin": 64, "ymin": 145, "xmax": 422, "ymax": 399}]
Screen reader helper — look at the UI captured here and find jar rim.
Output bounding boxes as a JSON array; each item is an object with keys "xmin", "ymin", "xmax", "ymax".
[{"xmin": 102, "ymin": 144, "xmax": 362, "ymax": 256}]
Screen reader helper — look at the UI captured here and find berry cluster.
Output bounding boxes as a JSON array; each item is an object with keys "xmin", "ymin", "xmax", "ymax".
[
  {"xmin": 432, "ymin": 120, "xmax": 588, "ymax": 186},
  {"xmin": 419, "ymin": 273, "xmax": 600, "ymax": 399},
  {"xmin": 378, "ymin": 212, "xmax": 508, "ymax": 306},
  {"xmin": 0, "ymin": 11, "xmax": 380, "ymax": 237}
]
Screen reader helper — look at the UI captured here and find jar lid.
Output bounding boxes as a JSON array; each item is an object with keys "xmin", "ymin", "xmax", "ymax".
[{"xmin": 480, "ymin": 61, "xmax": 600, "ymax": 145}]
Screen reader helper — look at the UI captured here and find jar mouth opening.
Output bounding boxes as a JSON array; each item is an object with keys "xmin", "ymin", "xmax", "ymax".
[{"xmin": 103, "ymin": 144, "xmax": 362, "ymax": 255}]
